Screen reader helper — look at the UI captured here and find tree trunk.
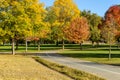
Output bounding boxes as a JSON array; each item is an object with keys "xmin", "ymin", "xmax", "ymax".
[
  {"xmin": 96, "ymin": 41, "xmax": 99, "ymax": 47},
  {"xmin": 12, "ymin": 38, "xmax": 15, "ymax": 55},
  {"xmin": 117, "ymin": 42, "xmax": 120, "ymax": 48},
  {"xmin": 56, "ymin": 40, "xmax": 59, "ymax": 47},
  {"xmin": 92, "ymin": 41, "xmax": 95, "ymax": 47},
  {"xmin": 3, "ymin": 40, "xmax": 5, "ymax": 46},
  {"xmin": 109, "ymin": 43, "xmax": 111, "ymax": 60},
  {"xmin": 15, "ymin": 40, "xmax": 19, "ymax": 50},
  {"xmin": 25, "ymin": 39, "xmax": 28, "ymax": 52},
  {"xmin": 62, "ymin": 39, "xmax": 64, "ymax": 50},
  {"xmin": 80, "ymin": 43, "xmax": 82, "ymax": 50},
  {"xmin": 38, "ymin": 40, "xmax": 40, "ymax": 51},
  {"xmin": 108, "ymin": 30, "xmax": 111, "ymax": 60}
]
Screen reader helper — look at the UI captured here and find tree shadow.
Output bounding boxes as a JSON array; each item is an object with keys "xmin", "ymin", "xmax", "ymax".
[{"xmin": 60, "ymin": 53, "xmax": 120, "ymax": 58}]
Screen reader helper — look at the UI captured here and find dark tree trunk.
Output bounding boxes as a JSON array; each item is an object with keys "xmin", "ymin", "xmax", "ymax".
[
  {"xmin": 15, "ymin": 40, "xmax": 19, "ymax": 50},
  {"xmin": 92, "ymin": 41, "xmax": 95, "ymax": 47},
  {"xmin": 62, "ymin": 39, "xmax": 64, "ymax": 50},
  {"xmin": 80, "ymin": 43, "xmax": 82, "ymax": 50},
  {"xmin": 117, "ymin": 42, "xmax": 120, "ymax": 48},
  {"xmin": 56, "ymin": 40, "xmax": 59, "ymax": 47},
  {"xmin": 38, "ymin": 40, "xmax": 40, "ymax": 51},
  {"xmin": 12, "ymin": 38, "xmax": 15, "ymax": 55},
  {"xmin": 3, "ymin": 40, "xmax": 5, "ymax": 46},
  {"xmin": 96, "ymin": 41, "xmax": 99, "ymax": 47},
  {"xmin": 109, "ymin": 43, "xmax": 111, "ymax": 60},
  {"xmin": 25, "ymin": 39, "xmax": 28, "ymax": 52}
]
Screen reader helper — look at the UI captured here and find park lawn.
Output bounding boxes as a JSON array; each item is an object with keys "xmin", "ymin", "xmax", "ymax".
[
  {"xmin": 59, "ymin": 49, "xmax": 120, "ymax": 66},
  {"xmin": 0, "ymin": 55, "xmax": 72, "ymax": 80},
  {"xmin": 0, "ymin": 44, "xmax": 120, "ymax": 66}
]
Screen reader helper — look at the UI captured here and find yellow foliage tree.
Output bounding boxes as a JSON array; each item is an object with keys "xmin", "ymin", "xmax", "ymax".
[
  {"xmin": 24, "ymin": 0, "xmax": 50, "ymax": 51},
  {"xmin": 52, "ymin": 0, "xmax": 80, "ymax": 49},
  {"xmin": 0, "ymin": 0, "xmax": 47, "ymax": 54}
]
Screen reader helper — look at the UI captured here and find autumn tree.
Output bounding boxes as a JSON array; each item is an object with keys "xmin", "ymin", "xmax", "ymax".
[
  {"xmin": 33, "ymin": 22, "xmax": 50, "ymax": 51},
  {"xmin": 105, "ymin": 5, "xmax": 120, "ymax": 42},
  {"xmin": 52, "ymin": 0, "xmax": 80, "ymax": 49},
  {"xmin": 101, "ymin": 18, "xmax": 117, "ymax": 59},
  {"xmin": 45, "ymin": 6, "xmax": 61, "ymax": 46},
  {"xmin": 24, "ymin": 0, "xmax": 49, "ymax": 51},
  {"xmin": 49, "ymin": 23, "xmax": 63, "ymax": 46},
  {"xmin": 0, "ymin": 0, "xmax": 32, "ymax": 55},
  {"xmin": 0, "ymin": 0, "xmax": 46, "ymax": 54},
  {"xmin": 45, "ymin": 7, "xmax": 57, "ymax": 25},
  {"xmin": 64, "ymin": 17, "xmax": 90, "ymax": 49},
  {"xmin": 81, "ymin": 10, "xmax": 102, "ymax": 46},
  {"xmin": 101, "ymin": 5, "xmax": 120, "ymax": 59}
]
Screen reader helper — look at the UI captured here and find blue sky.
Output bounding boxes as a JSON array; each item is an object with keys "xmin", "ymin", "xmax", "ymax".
[{"xmin": 40, "ymin": 0, "xmax": 120, "ymax": 17}]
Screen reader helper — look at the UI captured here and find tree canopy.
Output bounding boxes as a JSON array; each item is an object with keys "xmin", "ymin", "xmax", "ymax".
[
  {"xmin": 81, "ymin": 10, "xmax": 102, "ymax": 45},
  {"xmin": 104, "ymin": 5, "xmax": 120, "ymax": 42},
  {"xmin": 0, "ymin": 0, "xmax": 46, "ymax": 54},
  {"xmin": 64, "ymin": 17, "xmax": 90, "ymax": 44},
  {"xmin": 53, "ymin": 0, "xmax": 80, "ymax": 49}
]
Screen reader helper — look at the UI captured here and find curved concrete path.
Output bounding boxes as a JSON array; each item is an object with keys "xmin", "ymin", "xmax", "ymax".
[{"xmin": 37, "ymin": 51, "xmax": 120, "ymax": 80}]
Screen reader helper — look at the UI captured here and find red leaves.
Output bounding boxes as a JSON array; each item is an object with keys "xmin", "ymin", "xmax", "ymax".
[
  {"xmin": 105, "ymin": 5, "xmax": 120, "ymax": 40},
  {"xmin": 105, "ymin": 5, "xmax": 120, "ymax": 25},
  {"xmin": 64, "ymin": 17, "xmax": 89, "ymax": 43}
]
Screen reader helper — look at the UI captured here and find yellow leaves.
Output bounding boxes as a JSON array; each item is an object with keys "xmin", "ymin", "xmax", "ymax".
[
  {"xmin": 32, "ymin": 22, "xmax": 50, "ymax": 39},
  {"xmin": 27, "ymin": 0, "xmax": 45, "ymax": 15},
  {"xmin": 53, "ymin": 21, "xmax": 61, "ymax": 27},
  {"xmin": 53, "ymin": 0, "xmax": 80, "ymax": 23},
  {"xmin": 0, "ymin": 28, "xmax": 4, "ymax": 36},
  {"xmin": 29, "ymin": 4, "xmax": 39, "ymax": 13},
  {"xmin": 0, "ymin": 0, "xmax": 9, "ymax": 8},
  {"xmin": 52, "ymin": 7, "xmax": 60, "ymax": 17},
  {"xmin": 1, "ymin": 11, "xmax": 7, "ymax": 16},
  {"xmin": 12, "ymin": 1, "xmax": 19, "ymax": 5}
]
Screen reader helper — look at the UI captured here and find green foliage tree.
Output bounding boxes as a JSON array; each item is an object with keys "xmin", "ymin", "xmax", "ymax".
[
  {"xmin": 45, "ymin": 6, "xmax": 60, "ymax": 46},
  {"xmin": 101, "ymin": 18, "xmax": 116, "ymax": 60},
  {"xmin": 81, "ymin": 10, "xmax": 102, "ymax": 46}
]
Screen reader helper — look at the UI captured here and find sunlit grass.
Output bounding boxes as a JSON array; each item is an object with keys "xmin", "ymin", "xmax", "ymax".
[
  {"xmin": 59, "ymin": 49, "xmax": 120, "ymax": 66},
  {"xmin": 0, "ymin": 55, "xmax": 72, "ymax": 80},
  {"xmin": 0, "ymin": 44, "xmax": 120, "ymax": 66}
]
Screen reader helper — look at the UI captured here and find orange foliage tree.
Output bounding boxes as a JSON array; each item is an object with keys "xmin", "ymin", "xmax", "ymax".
[{"xmin": 64, "ymin": 17, "xmax": 90, "ymax": 49}]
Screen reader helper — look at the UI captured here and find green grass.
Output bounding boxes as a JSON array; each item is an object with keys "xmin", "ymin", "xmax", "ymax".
[
  {"xmin": 0, "ymin": 44, "xmax": 120, "ymax": 66},
  {"xmin": 60, "ymin": 48, "xmax": 120, "ymax": 66},
  {"xmin": 34, "ymin": 57, "xmax": 105, "ymax": 80},
  {"xmin": 0, "ymin": 44, "xmax": 62, "ymax": 53}
]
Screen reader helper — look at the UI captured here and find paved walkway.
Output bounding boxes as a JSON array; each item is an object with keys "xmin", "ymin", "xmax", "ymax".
[{"xmin": 37, "ymin": 51, "xmax": 120, "ymax": 80}]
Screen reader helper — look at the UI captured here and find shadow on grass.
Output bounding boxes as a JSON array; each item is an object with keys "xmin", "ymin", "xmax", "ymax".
[
  {"xmin": 60, "ymin": 53, "xmax": 120, "ymax": 58},
  {"xmin": 0, "ymin": 49, "xmax": 11, "ymax": 52},
  {"xmin": 67, "ymin": 47, "xmax": 120, "ymax": 51}
]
